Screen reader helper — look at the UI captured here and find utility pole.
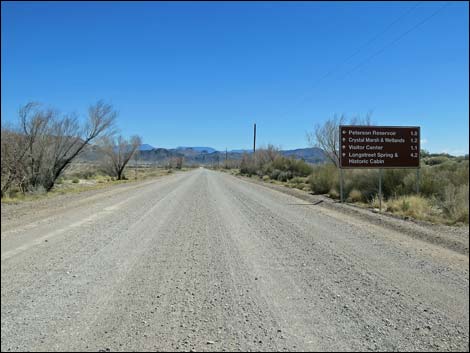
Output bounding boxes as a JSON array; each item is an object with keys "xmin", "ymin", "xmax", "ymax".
[
  {"xmin": 225, "ymin": 148, "xmax": 228, "ymax": 168},
  {"xmin": 253, "ymin": 123, "xmax": 256, "ymax": 155}
]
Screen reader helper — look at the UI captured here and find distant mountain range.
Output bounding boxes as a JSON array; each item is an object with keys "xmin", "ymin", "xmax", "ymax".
[
  {"xmin": 79, "ymin": 145, "xmax": 327, "ymax": 165},
  {"xmin": 137, "ymin": 146, "xmax": 326, "ymax": 165}
]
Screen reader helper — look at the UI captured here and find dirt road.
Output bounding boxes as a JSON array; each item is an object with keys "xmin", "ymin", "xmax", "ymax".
[{"xmin": 1, "ymin": 168, "xmax": 468, "ymax": 351}]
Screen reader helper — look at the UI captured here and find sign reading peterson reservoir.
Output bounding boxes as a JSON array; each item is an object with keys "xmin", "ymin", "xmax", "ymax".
[{"xmin": 340, "ymin": 125, "xmax": 420, "ymax": 168}]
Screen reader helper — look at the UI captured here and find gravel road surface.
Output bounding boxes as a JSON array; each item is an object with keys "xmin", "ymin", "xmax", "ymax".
[{"xmin": 1, "ymin": 168, "xmax": 468, "ymax": 351}]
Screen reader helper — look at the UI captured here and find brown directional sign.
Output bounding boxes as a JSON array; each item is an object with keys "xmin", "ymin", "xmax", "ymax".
[{"xmin": 339, "ymin": 125, "xmax": 420, "ymax": 168}]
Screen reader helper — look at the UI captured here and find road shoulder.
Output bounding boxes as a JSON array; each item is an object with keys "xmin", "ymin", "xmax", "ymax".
[{"xmin": 230, "ymin": 173, "xmax": 469, "ymax": 256}]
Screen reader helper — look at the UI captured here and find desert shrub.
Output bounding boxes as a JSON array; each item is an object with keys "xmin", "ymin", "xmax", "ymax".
[
  {"xmin": 30, "ymin": 185, "xmax": 47, "ymax": 195},
  {"xmin": 444, "ymin": 160, "xmax": 469, "ymax": 186},
  {"xmin": 347, "ymin": 189, "xmax": 363, "ymax": 202},
  {"xmin": 382, "ymin": 169, "xmax": 413, "ymax": 197},
  {"xmin": 308, "ymin": 163, "xmax": 338, "ymax": 194},
  {"xmin": 238, "ymin": 148, "xmax": 312, "ymax": 182},
  {"xmin": 402, "ymin": 172, "xmax": 419, "ymax": 195},
  {"xmin": 269, "ymin": 169, "xmax": 281, "ymax": 180},
  {"xmin": 417, "ymin": 161, "xmax": 468, "ymax": 200},
  {"xmin": 370, "ymin": 194, "xmax": 382, "ymax": 209},
  {"xmin": 418, "ymin": 167, "xmax": 446, "ymax": 198},
  {"xmin": 344, "ymin": 169, "xmax": 379, "ymax": 201},
  {"xmin": 262, "ymin": 175, "xmax": 270, "ymax": 182},
  {"xmin": 290, "ymin": 159, "xmax": 313, "ymax": 177},
  {"xmin": 328, "ymin": 188, "xmax": 339, "ymax": 199},
  {"xmin": 440, "ymin": 183, "xmax": 469, "ymax": 224},
  {"xmin": 72, "ymin": 178, "xmax": 79, "ymax": 184},
  {"xmin": 386, "ymin": 195, "xmax": 438, "ymax": 221},
  {"xmin": 240, "ymin": 154, "xmax": 257, "ymax": 176},
  {"xmin": 278, "ymin": 171, "xmax": 292, "ymax": 182},
  {"xmin": 271, "ymin": 156, "xmax": 312, "ymax": 178},
  {"xmin": 425, "ymin": 156, "xmax": 450, "ymax": 166},
  {"xmin": 290, "ymin": 177, "xmax": 304, "ymax": 185},
  {"xmin": 6, "ymin": 188, "xmax": 20, "ymax": 198}
]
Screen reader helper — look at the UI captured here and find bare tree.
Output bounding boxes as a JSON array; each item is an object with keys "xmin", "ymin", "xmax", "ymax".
[
  {"xmin": 20, "ymin": 104, "xmax": 55, "ymax": 189},
  {"xmin": 1, "ymin": 123, "xmax": 29, "ymax": 196},
  {"xmin": 255, "ymin": 144, "xmax": 281, "ymax": 168},
  {"xmin": 101, "ymin": 135, "xmax": 142, "ymax": 180},
  {"xmin": 307, "ymin": 112, "xmax": 372, "ymax": 167},
  {"xmin": 43, "ymin": 100, "xmax": 117, "ymax": 190},
  {"xmin": 1, "ymin": 103, "xmax": 52, "ymax": 195},
  {"xmin": 1, "ymin": 100, "xmax": 117, "ymax": 196},
  {"xmin": 175, "ymin": 156, "xmax": 184, "ymax": 169}
]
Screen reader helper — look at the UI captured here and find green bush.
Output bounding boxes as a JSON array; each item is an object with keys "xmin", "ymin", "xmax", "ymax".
[
  {"xmin": 308, "ymin": 163, "xmax": 338, "ymax": 194},
  {"xmin": 270, "ymin": 169, "xmax": 281, "ymax": 180},
  {"xmin": 343, "ymin": 169, "xmax": 379, "ymax": 201},
  {"xmin": 238, "ymin": 150, "xmax": 313, "ymax": 182},
  {"xmin": 240, "ymin": 154, "xmax": 257, "ymax": 176},
  {"xmin": 290, "ymin": 177, "xmax": 304, "ymax": 184},
  {"xmin": 72, "ymin": 178, "xmax": 79, "ymax": 184},
  {"xmin": 271, "ymin": 156, "xmax": 313, "ymax": 178},
  {"xmin": 278, "ymin": 171, "xmax": 292, "ymax": 182}
]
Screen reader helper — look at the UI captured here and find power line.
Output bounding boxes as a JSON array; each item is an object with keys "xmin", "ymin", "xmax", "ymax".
[
  {"xmin": 277, "ymin": 2, "xmax": 421, "ymax": 119},
  {"xmin": 314, "ymin": 2, "xmax": 421, "ymax": 83},
  {"xmin": 339, "ymin": 1, "xmax": 450, "ymax": 80}
]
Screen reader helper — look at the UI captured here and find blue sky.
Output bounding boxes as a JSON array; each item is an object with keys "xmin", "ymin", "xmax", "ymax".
[{"xmin": 2, "ymin": 1, "xmax": 468, "ymax": 154}]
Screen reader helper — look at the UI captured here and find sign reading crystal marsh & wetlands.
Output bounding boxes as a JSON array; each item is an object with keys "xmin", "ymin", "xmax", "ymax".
[{"xmin": 339, "ymin": 125, "xmax": 420, "ymax": 168}]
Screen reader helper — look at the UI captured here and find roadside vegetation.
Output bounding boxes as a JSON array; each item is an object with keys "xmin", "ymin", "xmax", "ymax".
[
  {"xmin": 307, "ymin": 154, "xmax": 469, "ymax": 224},
  {"xmin": 1, "ymin": 100, "xmax": 188, "ymax": 202},
  {"xmin": 234, "ymin": 115, "xmax": 468, "ymax": 225},
  {"xmin": 1, "ymin": 162, "xmax": 192, "ymax": 204}
]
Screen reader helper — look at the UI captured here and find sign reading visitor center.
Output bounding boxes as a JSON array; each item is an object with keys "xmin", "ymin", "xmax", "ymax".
[{"xmin": 339, "ymin": 125, "xmax": 420, "ymax": 168}]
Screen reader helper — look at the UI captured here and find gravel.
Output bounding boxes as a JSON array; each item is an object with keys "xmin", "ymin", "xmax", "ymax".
[{"xmin": 1, "ymin": 168, "xmax": 468, "ymax": 351}]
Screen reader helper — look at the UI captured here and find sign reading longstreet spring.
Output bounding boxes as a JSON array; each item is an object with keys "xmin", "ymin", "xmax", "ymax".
[{"xmin": 340, "ymin": 125, "xmax": 420, "ymax": 168}]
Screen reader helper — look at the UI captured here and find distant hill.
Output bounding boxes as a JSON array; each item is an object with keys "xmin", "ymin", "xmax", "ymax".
[
  {"xmin": 176, "ymin": 146, "xmax": 217, "ymax": 154},
  {"xmin": 230, "ymin": 149, "xmax": 251, "ymax": 153},
  {"xmin": 78, "ymin": 144, "xmax": 328, "ymax": 166},
  {"xmin": 138, "ymin": 148, "xmax": 184, "ymax": 162},
  {"xmin": 139, "ymin": 144, "xmax": 155, "ymax": 151},
  {"xmin": 281, "ymin": 147, "xmax": 326, "ymax": 164}
]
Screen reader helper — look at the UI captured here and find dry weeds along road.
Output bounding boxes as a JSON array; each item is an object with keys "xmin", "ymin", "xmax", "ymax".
[{"xmin": 1, "ymin": 168, "xmax": 468, "ymax": 352}]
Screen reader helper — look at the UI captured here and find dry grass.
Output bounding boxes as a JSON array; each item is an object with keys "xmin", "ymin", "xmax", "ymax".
[
  {"xmin": 347, "ymin": 189, "xmax": 363, "ymax": 202},
  {"xmin": 1, "ymin": 165, "xmax": 186, "ymax": 204},
  {"xmin": 380, "ymin": 195, "xmax": 443, "ymax": 223},
  {"xmin": 440, "ymin": 184, "xmax": 469, "ymax": 224}
]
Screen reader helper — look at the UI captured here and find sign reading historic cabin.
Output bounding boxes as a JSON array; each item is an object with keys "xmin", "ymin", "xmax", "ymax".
[{"xmin": 339, "ymin": 125, "xmax": 420, "ymax": 168}]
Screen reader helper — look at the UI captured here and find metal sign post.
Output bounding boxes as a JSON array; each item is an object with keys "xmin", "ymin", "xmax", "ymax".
[
  {"xmin": 379, "ymin": 168, "xmax": 383, "ymax": 212},
  {"xmin": 416, "ymin": 168, "xmax": 420, "ymax": 194},
  {"xmin": 340, "ymin": 168, "xmax": 344, "ymax": 203}
]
